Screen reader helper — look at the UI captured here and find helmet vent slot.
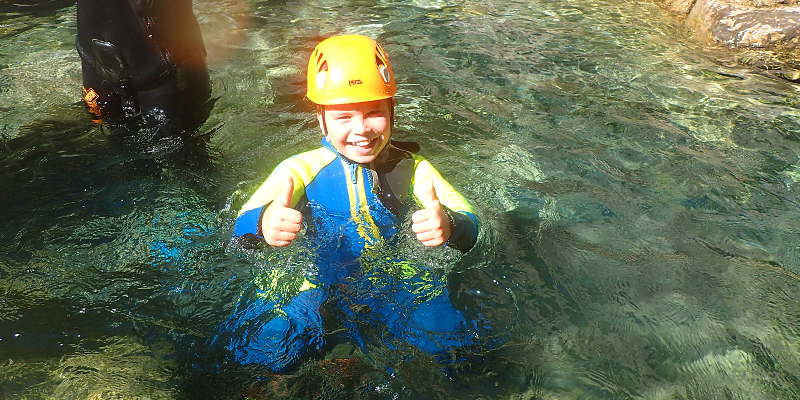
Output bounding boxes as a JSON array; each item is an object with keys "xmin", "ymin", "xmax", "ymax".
[
  {"xmin": 378, "ymin": 65, "xmax": 390, "ymax": 83},
  {"xmin": 375, "ymin": 44, "xmax": 388, "ymax": 61},
  {"xmin": 316, "ymin": 61, "xmax": 328, "ymax": 90},
  {"xmin": 376, "ymin": 55, "xmax": 390, "ymax": 83}
]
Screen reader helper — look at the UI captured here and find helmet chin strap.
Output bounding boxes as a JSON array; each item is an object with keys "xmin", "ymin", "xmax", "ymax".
[
  {"xmin": 390, "ymin": 100, "xmax": 395, "ymax": 134},
  {"xmin": 317, "ymin": 105, "xmax": 329, "ymax": 136}
]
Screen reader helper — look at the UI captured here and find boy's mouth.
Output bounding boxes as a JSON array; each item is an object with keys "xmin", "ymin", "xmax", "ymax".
[{"xmin": 348, "ymin": 138, "xmax": 377, "ymax": 149}]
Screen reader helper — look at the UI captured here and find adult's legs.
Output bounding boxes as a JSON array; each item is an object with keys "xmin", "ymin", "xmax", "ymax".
[{"xmin": 76, "ymin": 0, "xmax": 211, "ymax": 132}]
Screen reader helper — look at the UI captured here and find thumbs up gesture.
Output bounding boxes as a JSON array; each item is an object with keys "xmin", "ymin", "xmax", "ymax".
[
  {"xmin": 261, "ymin": 174, "xmax": 303, "ymax": 247},
  {"xmin": 412, "ymin": 179, "xmax": 452, "ymax": 247}
]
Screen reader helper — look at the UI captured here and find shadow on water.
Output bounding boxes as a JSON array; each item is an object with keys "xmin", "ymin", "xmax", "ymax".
[
  {"xmin": 0, "ymin": 112, "xmax": 244, "ymax": 398},
  {"xmin": 0, "ymin": 114, "xmax": 218, "ymax": 256}
]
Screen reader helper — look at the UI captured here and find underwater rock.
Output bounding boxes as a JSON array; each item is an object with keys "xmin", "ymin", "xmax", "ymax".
[{"xmin": 655, "ymin": 0, "xmax": 800, "ymax": 80}]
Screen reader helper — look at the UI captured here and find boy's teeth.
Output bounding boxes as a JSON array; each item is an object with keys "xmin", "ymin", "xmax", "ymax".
[{"xmin": 351, "ymin": 140, "xmax": 370, "ymax": 147}]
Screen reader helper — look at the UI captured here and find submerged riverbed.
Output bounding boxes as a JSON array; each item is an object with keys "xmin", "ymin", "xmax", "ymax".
[{"xmin": 1, "ymin": 0, "xmax": 799, "ymax": 399}]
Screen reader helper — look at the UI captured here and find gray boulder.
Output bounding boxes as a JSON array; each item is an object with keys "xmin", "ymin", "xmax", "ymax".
[{"xmin": 656, "ymin": 0, "xmax": 800, "ymax": 80}]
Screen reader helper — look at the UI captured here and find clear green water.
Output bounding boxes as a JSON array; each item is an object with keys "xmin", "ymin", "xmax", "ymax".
[{"xmin": 2, "ymin": 0, "xmax": 800, "ymax": 399}]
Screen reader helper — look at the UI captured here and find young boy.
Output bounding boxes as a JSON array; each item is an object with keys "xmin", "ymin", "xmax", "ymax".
[{"xmin": 219, "ymin": 35, "xmax": 481, "ymax": 373}]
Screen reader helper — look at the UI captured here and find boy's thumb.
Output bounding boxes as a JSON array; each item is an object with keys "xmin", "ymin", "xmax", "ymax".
[
  {"xmin": 278, "ymin": 174, "xmax": 294, "ymax": 208},
  {"xmin": 419, "ymin": 178, "xmax": 440, "ymax": 209}
]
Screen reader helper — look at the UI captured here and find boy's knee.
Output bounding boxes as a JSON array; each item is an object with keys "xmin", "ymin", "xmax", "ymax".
[
  {"xmin": 228, "ymin": 316, "xmax": 306, "ymax": 372},
  {"xmin": 220, "ymin": 288, "xmax": 327, "ymax": 372},
  {"xmin": 380, "ymin": 290, "xmax": 474, "ymax": 355}
]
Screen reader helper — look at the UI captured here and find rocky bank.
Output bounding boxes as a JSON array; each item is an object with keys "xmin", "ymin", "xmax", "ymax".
[{"xmin": 656, "ymin": 0, "xmax": 800, "ymax": 80}]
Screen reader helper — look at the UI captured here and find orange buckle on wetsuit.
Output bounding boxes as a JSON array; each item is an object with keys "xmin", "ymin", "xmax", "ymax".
[{"xmin": 82, "ymin": 87, "xmax": 103, "ymax": 122}]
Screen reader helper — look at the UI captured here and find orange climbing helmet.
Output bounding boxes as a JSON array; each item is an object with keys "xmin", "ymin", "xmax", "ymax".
[{"xmin": 306, "ymin": 35, "xmax": 396, "ymax": 105}]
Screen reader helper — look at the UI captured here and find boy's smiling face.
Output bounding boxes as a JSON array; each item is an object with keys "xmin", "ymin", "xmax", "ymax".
[{"xmin": 319, "ymin": 99, "xmax": 392, "ymax": 164}]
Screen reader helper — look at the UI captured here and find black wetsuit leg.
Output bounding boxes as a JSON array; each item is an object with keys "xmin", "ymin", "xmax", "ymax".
[{"xmin": 76, "ymin": 0, "xmax": 211, "ymax": 132}]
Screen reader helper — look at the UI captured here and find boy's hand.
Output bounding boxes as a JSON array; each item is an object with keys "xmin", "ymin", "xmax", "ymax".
[
  {"xmin": 261, "ymin": 175, "xmax": 302, "ymax": 247},
  {"xmin": 412, "ymin": 179, "xmax": 452, "ymax": 247}
]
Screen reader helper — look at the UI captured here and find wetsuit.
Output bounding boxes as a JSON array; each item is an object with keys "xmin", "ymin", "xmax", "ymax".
[
  {"xmin": 76, "ymin": 0, "xmax": 211, "ymax": 131},
  {"xmin": 217, "ymin": 139, "xmax": 481, "ymax": 372}
]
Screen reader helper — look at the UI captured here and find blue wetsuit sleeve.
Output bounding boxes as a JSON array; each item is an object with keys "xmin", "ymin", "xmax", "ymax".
[
  {"xmin": 232, "ymin": 159, "xmax": 307, "ymax": 241},
  {"xmin": 444, "ymin": 207, "xmax": 479, "ymax": 252},
  {"xmin": 233, "ymin": 207, "xmax": 265, "ymax": 239},
  {"xmin": 411, "ymin": 156, "xmax": 480, "ymax": 252}
]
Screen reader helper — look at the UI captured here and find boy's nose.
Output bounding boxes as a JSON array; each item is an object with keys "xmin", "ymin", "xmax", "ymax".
[{"xmin": 351, "ymin": 115, "xmax": 368, "ymax": 135}]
